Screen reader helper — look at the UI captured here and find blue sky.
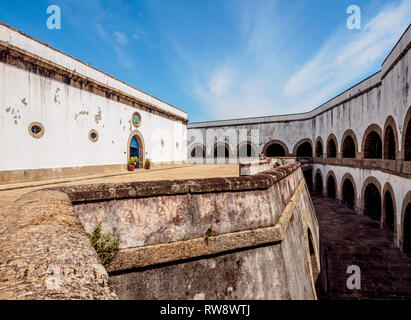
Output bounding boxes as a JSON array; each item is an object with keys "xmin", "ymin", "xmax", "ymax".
[{"xmin": 0, "ymin": 0, "xmax": 410, "ymax": 122}]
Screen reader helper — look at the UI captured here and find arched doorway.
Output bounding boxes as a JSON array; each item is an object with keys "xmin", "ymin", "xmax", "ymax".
[
  {"xmin": 315, "ymin": 139, "xmax": 323, "ymax": 158},
  {"xmin": 263, "ymin": 140, "xmax": 288, "ymax": 157},
  {"xmin": 314, "ymin": 171, "xmax": 323, "ymax": 195},
  {"xmin": 238, "ymin": 143, "xmax": 258, "ymax": 159},
  {"xmin": 327, "ymin": 135, "xmax": 337, "ymax": 158},
  {"xmin": 383, "ymin": 191, "xmax": 395, "ymax": 232},
  {"xmin": 190, "ymin": 145, "xmax": 205, "ymax": 158},
  {"xmin": 404, "ymin": 116, "xmax": 411, "ymax": 161},
  {"xmin": 303, "ymin": 169, "xmax": 313, "ymax": 193},
  {"xmin": 342, "ymin": 135, "xmax": 356, "ymax": 158},
  {"xmin": 296, "ymin": 142, "xmax": 313, "ymax": 158},
  {"xmin": 364, "ymin": 183, "xmax": 381, "ymax": 221},
  {"xmin": 214, "ymin": 144, "xmax": 230, "ymax": 163},
  {"xmin": 342, "ymin": 178, "xmax": 355, "ymax": 208},
  {"xmin": 384, "ymin": 125, "xmax": 396, "ymax": 160},
  {"xmin": 363, "ymin": 130, "xmax": 382, "ymax": 159},
  {"xmin": 403, "ymin": 203, "xmax": 411, "ymax": 252},
  {"xmin": 327, "ymin": 175, "xmax": 336, "ymax": 199},
  {"xmin": 127, "ymin": 131, "xmax": 145, "ymax": 169}
]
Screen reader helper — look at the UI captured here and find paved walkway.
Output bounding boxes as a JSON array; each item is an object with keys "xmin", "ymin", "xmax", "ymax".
[
  {"xmin": 312, "ymin": 195, "xmax": 411, "ymax": 300},
  {"xmin": 0, "ymin": 164, "xmax": 239, "ymax": 216}
]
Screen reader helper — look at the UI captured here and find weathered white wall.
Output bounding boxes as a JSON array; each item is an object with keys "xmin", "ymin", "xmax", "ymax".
[{"xmin": 0, "ymin": 24, "xmax": 187, "ymax": 171}]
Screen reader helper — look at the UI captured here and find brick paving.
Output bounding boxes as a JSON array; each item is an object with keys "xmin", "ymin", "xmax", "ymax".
[{"xmin": 312, "ymin": 195, "xmax": 411, "ymax": 300}]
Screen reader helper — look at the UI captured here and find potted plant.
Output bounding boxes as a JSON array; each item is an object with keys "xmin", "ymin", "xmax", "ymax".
[
  {"xmin": 144, "ymin": 158, "xmax": 152, "ymax": 170},
  {"xmin": 128, "ymin": 156, "xmax": 138, "ymax": 171}
]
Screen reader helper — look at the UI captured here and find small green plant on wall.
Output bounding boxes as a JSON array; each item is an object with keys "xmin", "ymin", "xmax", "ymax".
[{"xmin": 88, "ymin": 223, "xmax": 119, "ymax": 266}]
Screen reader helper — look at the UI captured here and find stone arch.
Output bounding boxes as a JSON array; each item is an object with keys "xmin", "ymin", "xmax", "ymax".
[
  {"xmin": 189, "ymin": 143, "xmax": 206, "ymax": 158},
  {"xmin": 402, "ymin": 105, "xmax": 411, "ymax": 161},
  {"xmin": 326, "ymin": 170, "xmax": 337, "ymax": 199},
  {"xmin": 314, "ymin": 168, "xmax": 323, "ymax": 195},
  {"xmin": 362, "ymin": 124, "xmax": 383, "ymax": 159},
  {"xmin": 383, "ymin": 116, "xmax": 398, "ymax": 160},
  {"xmin": 341, "ymin": 173, "xmax": 357, "ymax": 208},
  {"xmin": 237, "ymin": 141, "xmax": 258, "ymax": 158},
  {"xmin": 293, "ymin": 138, "xmax": 313, "ymax": 158},
  {"xmin": 361, "ymin": 176, "xmax": 382, "ymax": 221},
  {"xmin": 382, "ymin": 182, "xmax": 397, "ymax": 237},
  {"xmin": 341, "ymin": 129, "xmax": 358, "ymax": 158},
  {"xmin": 213, "ymin": 142, "xmax": 231, "ymax": 160},
  {"xmin": 400, "ymin": 191, "xmax": 411, "ymax": 252},
  {"xmin": 315, "ymin": 137, "xmax": 324, "ymax": 158},
  {"xmin": 127, "ymin": 130, "xmax": 145, "ymax": 169},
  {"xmin": 262, "ymin": 140, "xmax": 289, "ymax": 157},
  {"xmin": 326, "ymin": 133, "xmax": 338, "ymax": 158}
]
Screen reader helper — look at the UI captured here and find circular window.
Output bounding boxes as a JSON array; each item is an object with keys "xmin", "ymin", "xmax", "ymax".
[
  {"xmin": 132, "ymin": 112, "xmax": 142, "ymax": 127},
  {"xmin": 89, "ymin": 129, "xmax": 99, "ymax": 142},
  {"xmin": 28, "ymin": 122, "xmax": 45, "ymax": 139}
]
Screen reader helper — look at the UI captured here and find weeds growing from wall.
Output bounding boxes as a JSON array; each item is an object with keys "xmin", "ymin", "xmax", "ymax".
[{"xmin": 88, "ymin": 224, "xmax": 119, "ymax": 266}]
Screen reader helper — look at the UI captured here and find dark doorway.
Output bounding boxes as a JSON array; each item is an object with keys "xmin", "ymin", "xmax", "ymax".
[
  {"xmin": 364, "ymin": 131, "xmax": 382, "ymax": 159},
  {"xmin": 266, "ymin": 143, "xmax": 286, "ymax": 157},
  {"xmin": 405, "ymin": 119, "xmax": 411, "ymax": 161},
  {"xmin": 214, "ymin": 145, "xmax": 229, "ymax": 163},
  {"xmin": 191, "ymin": 146, "xmax": 205, "ymax": 158},
  {"xmin": 297, "ymin": 142, "xmax": 313, "ymax": 158},
  {"xmin": 238, "ymin": 144, "xmax": 257, "ymax": 158},
  {"xmin": 384, "ymin": 126, "xmax": 396, "ymax": 160},
  {"xmin": 364, "ymin": 183, "xmax": 381, "ymax": 221},
  {"xmin": 327, "ymin": 139, "xmax": 337, "ymax": 158},
  {"xmin": 383, "ymin": 191, "xmax": 395, "ymax": 232},
  {"xmin": 315, "ymin": 141, "xmax": 323, "ymax": 158},
  {"xmin": 404, "ymin": 204, "xmax": 411, "ymax": 252},
  {"xmin": 130, "ymin": 136, "xmax": 140, "ymax": 168},
  {"xmin": 327, "ymin": 176, "xmax": 336, "ymax": 199},
  {"xmin": 315, "ymin": 172, "xmax": 323, "ymax": 195},
  {"xmin": 304, "ymin": 169, "xmax": 313, "ymax": 192},
  {"xmin": 342, "ymin": 179, "xmax": 355, "ymax": 208},
  {"xmin": 342, "ymin": 136, "xmax": 356, "ymax": 158}
]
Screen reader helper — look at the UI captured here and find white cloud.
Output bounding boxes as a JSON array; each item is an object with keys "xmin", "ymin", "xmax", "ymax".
[
  {"xmin": 284, "ymin": 0, "xmax": 411, "ymax": 113},
  {"xmin": 113, "ymin": 31, "xmax": 128, "ymax": 45}
]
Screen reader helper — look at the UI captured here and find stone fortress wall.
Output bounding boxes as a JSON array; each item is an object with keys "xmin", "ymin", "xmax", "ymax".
[
  {"xmin": 0, "ymin": 162, "xmax": 321, "ymax": 300},
  {"xmin": 0, "ymin": 22, "xmax": 188, "ymax": 184},
  {"xmin": 188, "ymin": 24, "xmax": 411, "ymax": 252}
]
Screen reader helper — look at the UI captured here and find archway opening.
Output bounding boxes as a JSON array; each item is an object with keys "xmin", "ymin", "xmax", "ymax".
[
  {"xmin": 327, "ymin": 139, "xmax": 337, "ymax": 158},
  {"xmin": 315, "ymin": 172, "xmax": 323, "ymax": 195},
  {"xmin": 364, "ymin": 131, "xmax": 382, "ymax": 159},
  {"xmin": 327, "ymin": 175, "xmax": 336, "ymax": 199},
  {"xmin": 214, "ymin": 145, "xmax": 229, "ymax": 162},
  {"xmin": 315, "ymin": 141, "xmax": 323, "ymax": 158},
  {"xmin": 296, "ymin": 142, "xmax": 312, "ymax": 158},
  {"xmin": 238, "ymin": 144, "xmax": 257, "ymax": 158},
  {"xmin": 364, "ymin": 183, "xmax": 381, "ymax": 221},
  {"xmin": 342, "ymin": 179, "xmax": 355, "ymax": 208},
  {"xmin": 130, "ymin": 136, "xmax": 140, "ymax": 168},
  {"xmin": 342, "ymin": 136, "xmax": 356, "ymax": 158},
  {"xmin": 404, "ymin": 203, "xmax": 411, "ymax": 252},
  {"xmin": 405, "ymin": 118, "xmax": 411, "ymax": 161},
  {"xmin": 384, "ymin": 126, "xmax": 396, "ymax": 160},
  {"xmin": 266, "ymin": 143, "xmax": 286, "ymax": 157},
  {"xmin": 190, "ymin": 146, "xmax": 205, "ymax": 158},
  {"xmin": 383, "ymin": 191, "xmax": 395, "ymax": 232},
  {"xmin": 303, "ymin": 169, "xmax": 313, "ymax": 193}
]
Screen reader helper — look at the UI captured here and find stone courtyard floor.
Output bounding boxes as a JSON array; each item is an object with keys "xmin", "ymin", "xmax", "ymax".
[
  {"xmin": 312, "ymin": 195, "xmax": 411, "ymax": 300},
  {"xmin": 0, "ymin": 164, "xmax": 239, "ymax": 216}
]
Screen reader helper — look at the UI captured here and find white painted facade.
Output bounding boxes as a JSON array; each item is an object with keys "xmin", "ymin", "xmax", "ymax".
[{"xmin": 0, "ymin": 23, "xmax": 188, "ymax": 173}]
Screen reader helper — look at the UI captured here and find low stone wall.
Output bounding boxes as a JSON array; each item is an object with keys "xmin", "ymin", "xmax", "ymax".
[
  {"xmin": 0, "ymin": 190, "xmax": 117, "ymax": 299},
  {"xmin": 239, "ymin": 157, "xmax": 297, "ymax": 176},
  {"xmin": 0, "ymin": 162, "xmax": 320, "ymax": 300}
]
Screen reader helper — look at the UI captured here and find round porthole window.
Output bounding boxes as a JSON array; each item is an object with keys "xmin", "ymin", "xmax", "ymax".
[
  {"xmin": 28, "ymin": 122, "xmax": 45, "ymax": 139},
  {"xmin": 89, "ymin": 129, "xmax": 99, "ymax": 142},
  {"xmin": 132, "ymin": 112, "xmax": 142, "ymax": 128}
]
